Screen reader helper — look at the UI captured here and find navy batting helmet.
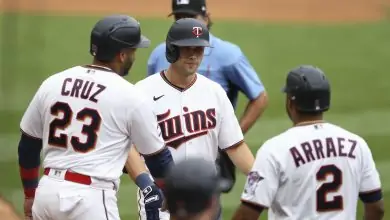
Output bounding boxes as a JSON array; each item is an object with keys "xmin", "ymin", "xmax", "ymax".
[
  {"xmin": 164, "ymin": 158, "xmax": 229, "ymax": 218},
  {"xmin": 90, "ymin": 15, "xmax": 150, "ymax": 61},
  {"xmin": 165, "ymin": 18, "xmax": 211, "ymax": 63},
  {"xmin": 282, "ymin": 65, "xmax": 331, "ymax": 113}
]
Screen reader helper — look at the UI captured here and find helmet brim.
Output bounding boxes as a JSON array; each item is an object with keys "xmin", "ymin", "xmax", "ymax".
[
  {"xmin": 171, "ymin": 38, "xmax": 212, "ymax": 47},
  {"xmin": 132, "ymin": 35, "xmax": 151, "ymax": 48}
]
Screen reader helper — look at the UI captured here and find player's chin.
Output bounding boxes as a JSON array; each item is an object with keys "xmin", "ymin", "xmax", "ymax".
[
  {"xmin": 184, "ymin": 67, "xmax": 198, "ymax": 75},
  {"xmin": 184, "ymin": 64, "xmax": 198, "ymax": 72}
]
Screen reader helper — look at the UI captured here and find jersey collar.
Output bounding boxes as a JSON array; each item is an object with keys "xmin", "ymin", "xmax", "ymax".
[
  {"xmin": 82, "ymin": 64, "xmax": 115, "ymax": 73},
  {"xmin": 160, "ymin": 71, "xmax": 197, "ymax": 92}
]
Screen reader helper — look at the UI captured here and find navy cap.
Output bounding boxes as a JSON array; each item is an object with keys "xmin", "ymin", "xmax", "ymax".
[
  {"xmin": 281, "ymin": 65, "xmax": 331, "ymax": 112},
  {"xmin": 169, "ymin": 0, "xmax": 207, "ymax": 17},
  {"xmin": 164, "ymin": 158, "xmax": 229, "ymax": 217}
]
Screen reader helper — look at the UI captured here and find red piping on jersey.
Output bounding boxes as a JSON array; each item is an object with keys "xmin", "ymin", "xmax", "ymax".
[{"xmin": 160, "ymin": 71, "xmax": 197, "ymax": 92}]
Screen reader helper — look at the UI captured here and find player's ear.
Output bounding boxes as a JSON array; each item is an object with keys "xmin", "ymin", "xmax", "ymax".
[
  {"xmin": 118, "ymin": 51, "xmax": 126, "ymax": 63},
  {"xmin": 286, "ymin": 95, "xmax": 294, "ymax": 111},
  {"xmin": 200, "ymin": 13, "xmax": 209, "ymax": 24},
  {"xmin": 204, "ymin": 13, "xmax": 212, "ymax": 29},
  {"xmin": 290, "ymin": 97, "xmax": 300, "ymax": 115},
  {"xmin": 287, "ymin": 95, "xmax": 293, "ymax": 109}
]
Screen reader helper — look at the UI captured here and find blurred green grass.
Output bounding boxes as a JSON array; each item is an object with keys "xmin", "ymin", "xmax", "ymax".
[{"xmin": 0, "ymin": 14, "xmax": 389, "ymax": 219}]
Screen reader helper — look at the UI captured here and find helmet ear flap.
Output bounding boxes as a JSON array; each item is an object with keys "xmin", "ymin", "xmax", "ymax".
[{"xmin": 166, "ymin": 43, "xmax": 180, "ymax": 63}]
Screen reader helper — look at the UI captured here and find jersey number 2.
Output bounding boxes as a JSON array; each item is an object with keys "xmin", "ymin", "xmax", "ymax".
[
  {"xmin": 316, "ymin": 164, "xmax": 343, "ymax": 212},
  {"xmin": 48, "ymin": 101, "xmax": 102, "ymax": 153}
]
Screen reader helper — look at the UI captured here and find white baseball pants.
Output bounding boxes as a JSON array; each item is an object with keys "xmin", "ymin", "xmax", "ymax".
[{"xmin": 32, "ymin": 170, "xmax": 120, "ymax": 220}]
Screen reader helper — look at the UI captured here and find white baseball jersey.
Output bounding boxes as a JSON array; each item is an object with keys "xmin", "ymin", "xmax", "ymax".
[
  {"xmin": 20, "ymin": 65, "xmax": 165, "ymax": 181},
  {"xmin": 241, "ymin": 122, "xmax": 381, "ymax": 220},
  {"xmin": 134, "ymin": 71, "xmax": 244, "ymax": 165}
]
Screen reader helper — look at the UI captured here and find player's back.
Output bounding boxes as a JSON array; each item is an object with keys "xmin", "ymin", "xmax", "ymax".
[
  {"xmin": 35, "ymin": 65, "xmax": 145, "ymax": 181},
  {"xmin": 267, "ymin": 122, "xmax": 371, "ymax": 220}
]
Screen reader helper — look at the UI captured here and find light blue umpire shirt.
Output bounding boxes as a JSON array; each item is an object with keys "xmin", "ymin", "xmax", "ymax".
[{"xmin": 147, "ymin": 33, "xmax": 265, "ymax": 109}]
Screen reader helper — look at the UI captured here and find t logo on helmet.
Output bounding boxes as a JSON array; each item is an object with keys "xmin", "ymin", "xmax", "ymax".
[{"xmin": 192, "ymin": 27, "xmax": 203, "ymax": 38}]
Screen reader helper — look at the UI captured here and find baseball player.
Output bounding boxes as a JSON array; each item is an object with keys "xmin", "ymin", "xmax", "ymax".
[
  {"xmin": 17, "ymin": 15, "xmax": 173, "ymax": 220},
  {"xmin": 0, "ymin": 196, "xmax": 21, "ymax": 220},
  {"xmin": 164, "ymin": 158, "xmax": 231, "ymax": 220},
  {"xmin": 127, "ymin": 18, "xmax": 255, "ymax": 220},
  {"xmin": 146, "ymin": 0, "xmax": 268, "ymax": 193},
  {"xmin": 233, "ymin": 65, "xmax": 384, "ymax": 220}
]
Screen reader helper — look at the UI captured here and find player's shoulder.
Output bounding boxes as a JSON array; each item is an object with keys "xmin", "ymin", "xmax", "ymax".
[
  {"xmin": 119, "ymin": 80, "xmax": 150, "ymax": 102},
  {"xmin": 211, "ymin": 34, "xmax": 243, "ymax": 65},
  {"xmin": 252, "ymin": 133, "xmax": 289, "ymax": 166},
  {"xmin": 119, "ymin": 83, "xmax": 153, "ymax": 111},
  {"xmin": 256, "ymin": 126, "xmax": 309, "ymax": 162},
  {"xmin": 196, "ymin": 74, "xmax": 226, "ymax": 93},
  {"xmin": 37, "ymin": 66, "xmax": 82, "ymax": 92},
  {"xmin": 135, "ymin": 72, "xmax": 164, "ymax": 91},
  {"xmin": 259, "ymin": 130, "xmax": 292, "ymax": 154},
  {"xmin": 45, "ymin": 65, "xmax": 80, "ymax": 80},
  {"xmin": 65, "ymin": 65, "xmax": 136, "ymax": 91},
  {"xmin": 326, "ymin": 123, "xmax": 368, "ymax": 145}
]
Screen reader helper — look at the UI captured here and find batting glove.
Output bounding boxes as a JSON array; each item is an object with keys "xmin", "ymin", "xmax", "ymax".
[{"xmin": 136, "ymin": 173, "xmax": 164, "ymax": 220}]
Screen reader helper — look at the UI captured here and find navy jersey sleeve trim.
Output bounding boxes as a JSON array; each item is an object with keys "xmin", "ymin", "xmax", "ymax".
[
  {"xmin": 18, "ymin": 132, "xmax": 42, "ymax": 198},
  {"xmin": 221, "ymin": 140, "xmax": 244, "ymax": 151},
  {"xmin": 18, "ymin": 133, "xmax": 42, "ymax": 168},
  {"xmin": 359, "ymin": 189, "xmax": 383, "ymax": 203},
  {"xmin": 241, "ymin": 199, "xmax": 267, "ymax": 212},
  {"xmin": 20, "ymin": 129, "xmax": 42, "ymax": 141}
]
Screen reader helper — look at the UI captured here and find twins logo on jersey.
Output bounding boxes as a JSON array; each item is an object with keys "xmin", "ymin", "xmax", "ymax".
[
  {"xmin": 156, "ymin": 106, "xmax": 216, "ymax": 148},
  {"xmin": 244, "ymin": 171, "xmax": 264, "ymax": 196}
]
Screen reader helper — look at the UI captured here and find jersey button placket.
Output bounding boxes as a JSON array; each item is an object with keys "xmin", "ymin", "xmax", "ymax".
[{"xmin": 181, "ymin": 92, "xmax": 190, "ymax": 159}]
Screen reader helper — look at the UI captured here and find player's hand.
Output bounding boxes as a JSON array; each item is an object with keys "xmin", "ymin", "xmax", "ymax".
[
  {"xmin": 23, "ymin": 197, "xmax": 34, "ymax": 220},
  {"xmin": 141, "ymin": 184, "xmax": 164, "ymax": 220}
]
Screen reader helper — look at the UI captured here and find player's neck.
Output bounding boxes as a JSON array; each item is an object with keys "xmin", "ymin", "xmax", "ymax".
[
  {"xmin": 166, "ymin": 66, "xmax": 196, "ymax": 88},
  {"xmin": 91, "ymin": 59, "xmax": 119, "ymax": 74},
  {"xmin": 293, "ymin": 116, "xmax": 325, "ymax": 127}
]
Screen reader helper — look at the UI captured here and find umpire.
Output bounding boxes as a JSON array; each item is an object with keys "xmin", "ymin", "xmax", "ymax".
[
  {"xmin": 147, "ymin": 0, "xmax": 268, "ymax": 194},
  {"xmin": 164, "ymin": 158, "xmax": 230, "ymax": 220}
]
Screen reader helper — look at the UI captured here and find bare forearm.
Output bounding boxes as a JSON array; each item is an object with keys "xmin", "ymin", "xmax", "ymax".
[
  {"xmin": 232, "ymin": 202, "xmax": 263, "ymax": 220},
  {"xmin": 364, "ymin": 213, "xmax": 384, "ymax": 220},
  {"xmin": 125, "ymin": 146, "xmax": 163, "ymax": 190},
  {"xmin": 240, "ymin": 92, "xmax": 268, "ymax": 134},
  {"xmin": 125, "ymin": 146, "xmax": 148, "ymax": 182},
  {"xmin": 225, "ymin": 142, "xmax": 254, "ymax": 175},
  {"xmin": 364, "ymin": 210, "xmax": 384, "ymax": 220},
  {"xmin": 364, "ymin": 200, "xmax": 385, "ymax": 220}
]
